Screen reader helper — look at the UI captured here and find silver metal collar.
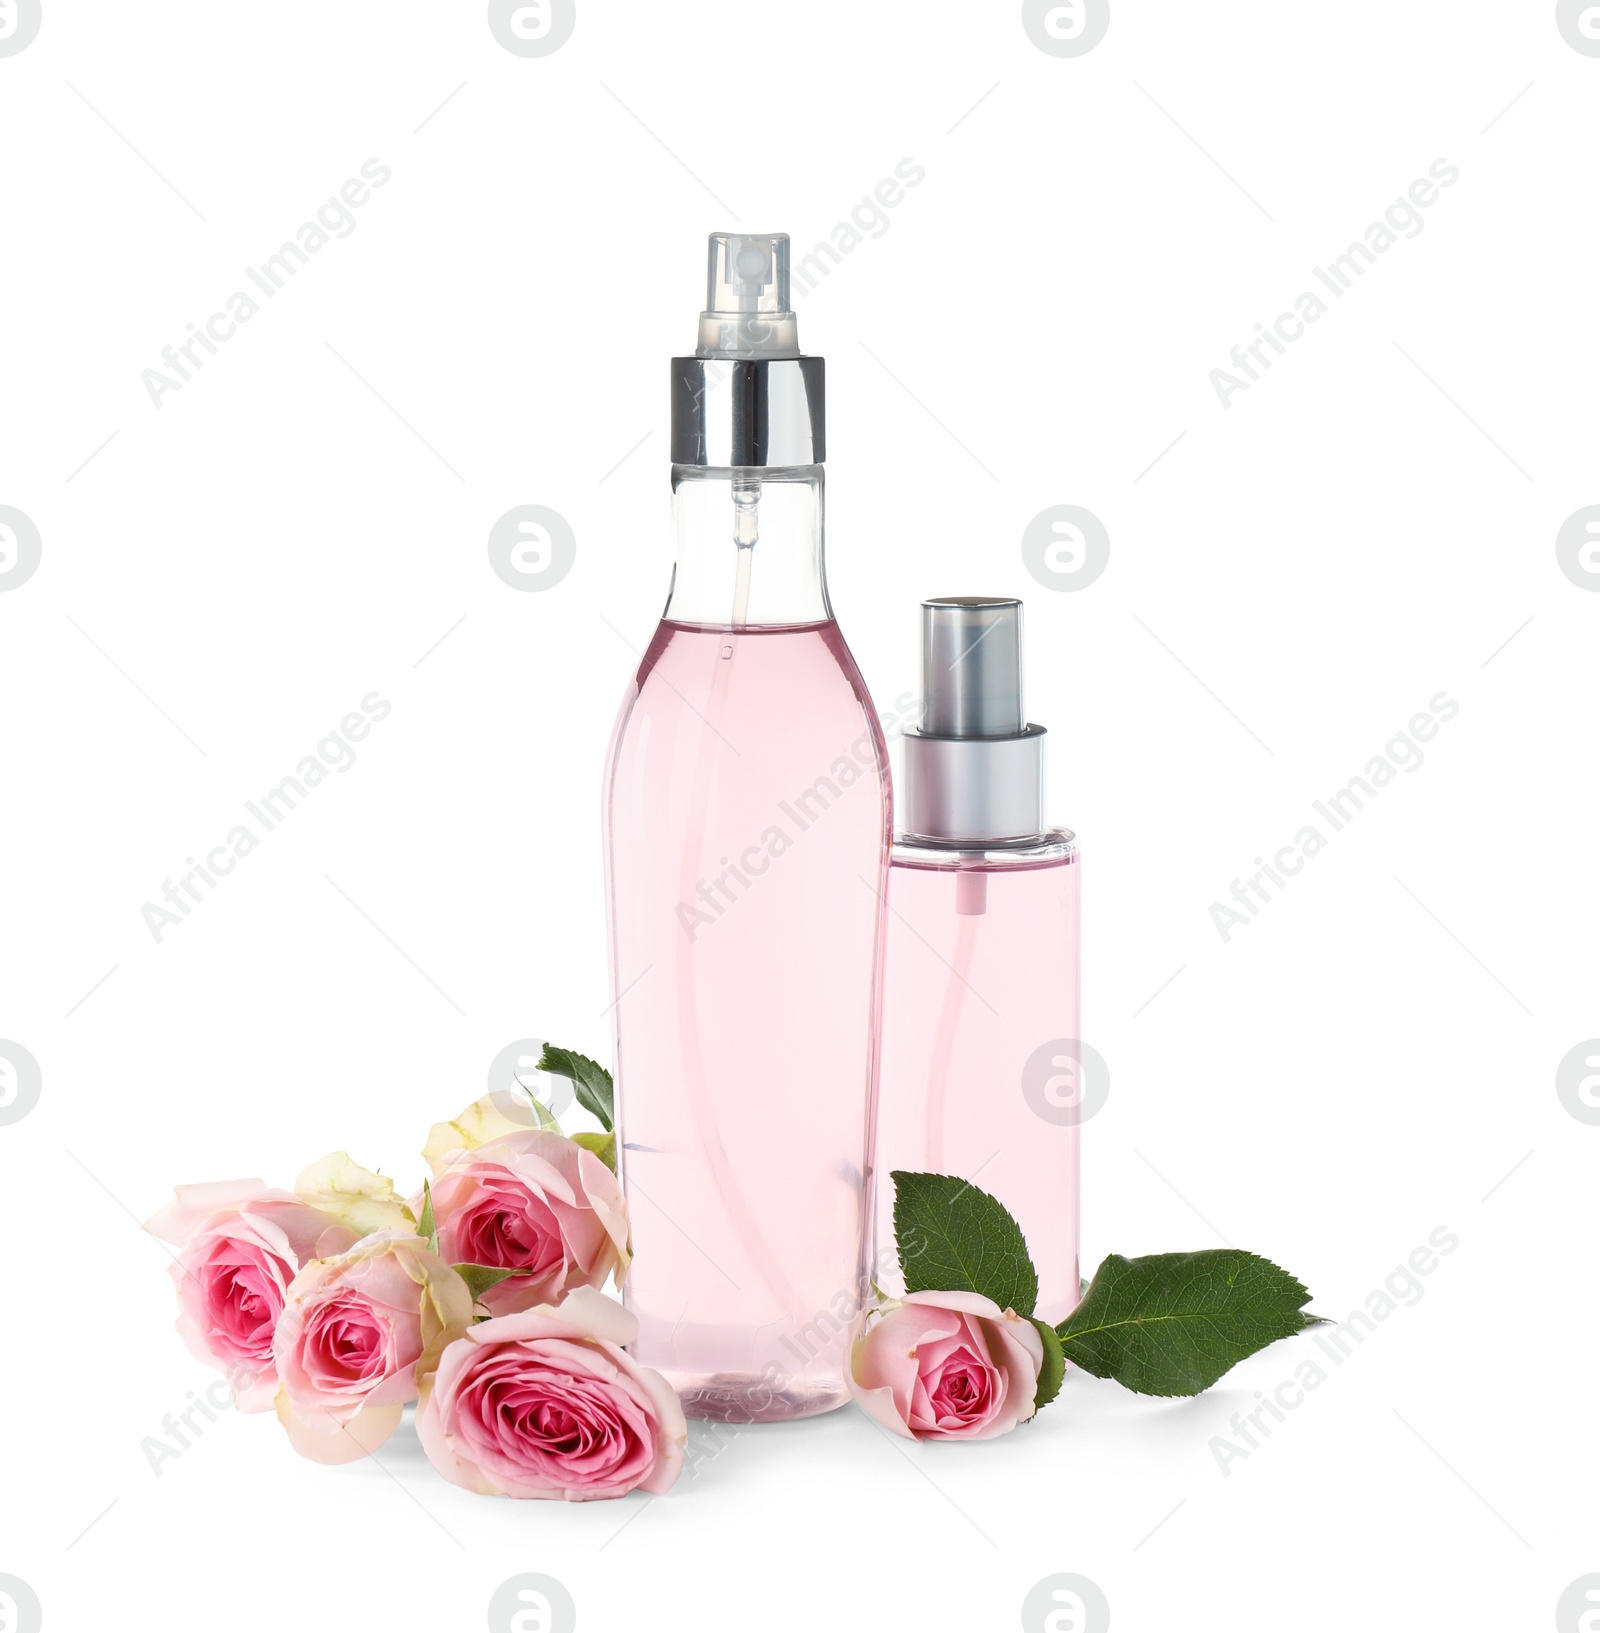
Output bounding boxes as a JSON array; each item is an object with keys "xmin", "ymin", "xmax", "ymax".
[{"xmin": 670, "ymin": 356, "xmax": 825, "ymax": 467}]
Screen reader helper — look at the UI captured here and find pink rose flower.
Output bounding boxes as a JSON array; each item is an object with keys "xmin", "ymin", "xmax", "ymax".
[
  {"xmin": 847, "ymin": 1289, "xmax": 1045, "ymax": 1441},
  {"xmin": 416, "ymin": 1287, "xmax": 686, "ymax": 1501},
  {"xmin": 145, "ymin": 1181, "xmax": 357, "ymax": 1412},
  {"xmin": 425, "ymin": 1131, "xmax": 630, "ymax": 1316},
  {"xmin": 273, "ymin": 1230, "xmax": 475, "ymax": 1464}
]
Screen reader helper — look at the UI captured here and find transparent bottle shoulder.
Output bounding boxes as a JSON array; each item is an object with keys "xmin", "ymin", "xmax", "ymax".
[{"xmin": 890, "ymin": 828, "xmax": 1078, "ymax": 872}]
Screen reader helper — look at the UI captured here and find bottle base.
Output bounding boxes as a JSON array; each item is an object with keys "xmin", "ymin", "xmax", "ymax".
[{"xmin": 674, "ymin": 1374, "xmax": 851, "ymax": 1424}]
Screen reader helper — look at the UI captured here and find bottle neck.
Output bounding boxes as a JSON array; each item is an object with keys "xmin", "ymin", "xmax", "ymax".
[
  {"xmin": 892, "ymin": 830, "xmax": 1077, "ymax": 866},
  {"xmin": 664, "ymin": 465, "xmax": 829, "ymax": 628}
]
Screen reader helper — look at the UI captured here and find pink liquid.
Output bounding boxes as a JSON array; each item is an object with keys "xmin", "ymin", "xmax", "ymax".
[
  {"xmin": 872, "ymin": 847, "xmax": 1081, "ymax": 1325},
  {"xmin": 603, "ymin": 619, "xmax": 890, "ymax": 1420}
]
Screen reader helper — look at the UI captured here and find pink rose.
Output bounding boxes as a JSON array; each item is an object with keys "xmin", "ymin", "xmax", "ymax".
[
  {"xmin": 145, "ymin": 1181, "xmax": 357, "ymax": 1411},
  {"xmin": 847, "ymin": 1290, "xmax": 1045, "ymax": 1441},
  {"xmin": 425, "ymin": 1131, "xmax": 630, "ymax": 1316},
  {"xmin": 273, "ymin": 1230, "xmax": 475, "ymax": 1464},
  {"xmin": 416, "ymin": 1287, "xmax": 686, "ymax": 1501}
]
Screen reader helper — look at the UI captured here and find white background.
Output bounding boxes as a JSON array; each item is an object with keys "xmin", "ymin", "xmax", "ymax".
[{"xmin": 2, "ymin": 2, "xmax": 1597, "ymax": 1629}]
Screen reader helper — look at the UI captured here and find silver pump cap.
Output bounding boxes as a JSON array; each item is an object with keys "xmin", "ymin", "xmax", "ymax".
[
  {"xmin": 671, "ymin": 232, "xmax": 824, "ymax": 467},
  {"xmin": 902, "ymin": 598, "xmax": 1047, "ymax": 845}
]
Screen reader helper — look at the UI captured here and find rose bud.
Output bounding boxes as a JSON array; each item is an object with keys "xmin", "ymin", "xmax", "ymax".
[{"xmin": 847, "ymin": 1290, "xmax": 1045, "ymax": 1441}]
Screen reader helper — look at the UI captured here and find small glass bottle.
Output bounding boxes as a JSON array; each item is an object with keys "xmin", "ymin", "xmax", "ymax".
[{"xmin": 872, "ymin": 598, "xmax": 1082, "ymax": 1325}]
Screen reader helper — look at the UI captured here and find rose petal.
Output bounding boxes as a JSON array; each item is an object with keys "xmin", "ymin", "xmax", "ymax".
[{"xmin": 275, "ymin": 1389, "xmax": 403, "ymax": 1464}]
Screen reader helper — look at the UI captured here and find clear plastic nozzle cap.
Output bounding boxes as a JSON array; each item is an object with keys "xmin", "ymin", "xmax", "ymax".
[{"xmin": 697, "ymin": 232, "xmax": 801, "ymax": 359}]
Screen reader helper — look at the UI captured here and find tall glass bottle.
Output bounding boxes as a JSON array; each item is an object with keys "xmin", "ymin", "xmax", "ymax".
[
  {"xmin": 872, "ymin": 599, "xmax": 1082, "ymax": 1325},
  {"xmin": 603, "ymin": 234, "xmax": 891, "ymax": 1421}
]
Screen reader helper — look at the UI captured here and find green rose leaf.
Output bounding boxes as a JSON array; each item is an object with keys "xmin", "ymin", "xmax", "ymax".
[
  {"xmin": 418, "ymin": 1179, "xmax": 438, "ymax": 1255},
  {"xmin": 892, "ymin": 1171, "xmax": 1039, "ymax": 1318},
  {"xmin": 453, "ymin": 1262, "xmax": 527, "ymax": 1305},
  {"xmin": 570, "ymin": 1129, "xmax": 618, "ymax": 1172},
  {"xmin": 1029, "ymin": 1318, "xmax": 1066, "ymax": 1411},
  {"xmin": 537, "ymin": 1044, "xmax": 614, "ymax": 1133},
  {"xmin": 1058, "ymin": 1249, "xmax": 1318, "ymax": 1397},
  {"xmin": 517, "ymin": 1088, "xmax": 562, "ymax": 1134}
]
